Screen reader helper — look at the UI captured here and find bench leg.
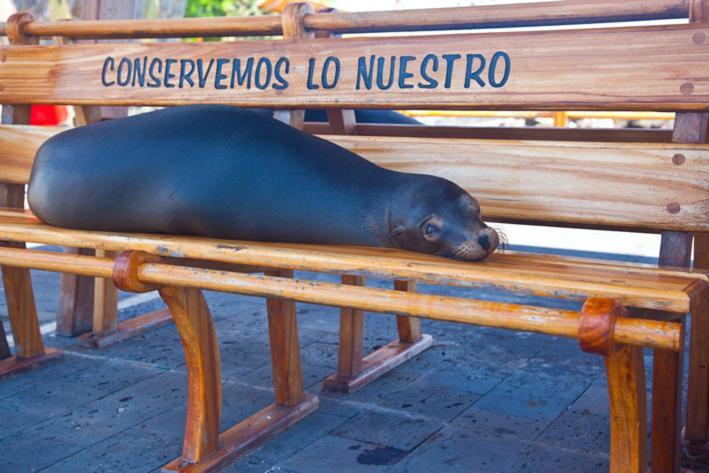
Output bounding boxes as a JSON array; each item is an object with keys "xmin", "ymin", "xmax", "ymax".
[
  {"xmin": 323, "ymin": 277, "xmax": 432, "ymax": 393},
  {"xmin": 581, "ymin": 298, "xmax": 647, "ymax": 473},
  {"xmin": 0, "ymin": 254, "xmax": 62, "ymax": 377},
  {"xmin": 651, "ymin": 337, "xmax": 685, "ymax": 473},
  {"xmin": 59, "ymin": 249, "xmax": 173, "ymax": 347},
  {"xmin": 606, "ymin": 344, "xmax": 648, "ymax": 473},
  {"xmin": 685, "ymin": 284, "xmax": 709, "ymax": 469},
  {"xmin": 161, "ymin": 276, "xmax": 317, "ymax": 472}
]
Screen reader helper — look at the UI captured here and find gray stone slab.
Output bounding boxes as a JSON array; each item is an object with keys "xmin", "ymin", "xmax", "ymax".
[
  {"xmin": 502, "ymin": 442, "xmax": 609, "ymax": 473},
  {"xmin": 450, "ymin": 406, "xmax": 548, "ymax": 441},
  {"xmin": 570, "ymin": 383, "xmax": 610, "ymax": 417},
  {"xmin": 473, "ymin": 368, "xmax": 590, "ymax": 422},
  {"xmin": 281, "ymin": 435, "xmax": 398, "ymax": 473},
  {"xmin": 128, "ymin": 381, "xmax": 275, "ymax": 444},
  {"xmin": 0, "ymin": 426, "xmax": 81, "ymax": 473},
  {"xmin": 247, "ymin": 411, "xmax": 349, "ymax": 464},
  {"xmin": 331, "ymin": 409, "xmax": 443, "ymax": 451},
  {"xmin": 17, "ymin": 371, "xmax": 188, "ymax": 449},
  {"xmin": 241, "ymin": 362, "xmax": 332, "ymax": 390},
  {"xmin": 373, "ymin": 382, "xmax": 480, "ymax": 422},
  {"xmin": 537, "ymin": 409, "xmax": 610, "ymax": 454},
  {"xmin": 387, "ymin": 425, "xmax": 527, "ymax": 473},
  {"xmin": 40, "ymin": 432, "xmax": 178, "ymax": 473},
  {"xmin": 2, "ymin": 356, "xmax": 163, "ymax": 418}
]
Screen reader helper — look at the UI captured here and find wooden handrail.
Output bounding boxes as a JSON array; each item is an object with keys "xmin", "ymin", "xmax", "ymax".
[
  {"xmin": 0, "ymin": 245, "xmax": 682, "ymax": 351},
  {"xmin": 0, "ymin": 0, "xmax": 689, "ymax": 39}
]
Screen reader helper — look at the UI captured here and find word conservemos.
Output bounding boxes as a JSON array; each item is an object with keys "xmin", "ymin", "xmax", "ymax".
[{"xmin": 100, "ymin": 52, "xmax": 511, "ymax": 91}]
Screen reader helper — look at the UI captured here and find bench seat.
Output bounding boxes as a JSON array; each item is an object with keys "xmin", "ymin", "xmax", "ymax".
[{"xmin": 0, "ymin": 208, "xmax": 702, "ymax": 314}]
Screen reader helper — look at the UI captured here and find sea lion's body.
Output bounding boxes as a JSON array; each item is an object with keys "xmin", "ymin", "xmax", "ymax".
[{"xmin": 29, "ymin": 105, "xmax": 498, "ymax": 261}]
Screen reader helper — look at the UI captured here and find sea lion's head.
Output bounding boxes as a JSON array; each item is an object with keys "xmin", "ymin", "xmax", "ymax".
[{"xmin": 389, "ymin": 176, "xmax": 500, "ymax": 262}]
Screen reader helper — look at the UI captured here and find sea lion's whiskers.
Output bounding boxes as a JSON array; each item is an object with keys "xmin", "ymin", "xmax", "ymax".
[{"xmin": 492, "ymin": 226, "xmax": 508, "ymax": 253}]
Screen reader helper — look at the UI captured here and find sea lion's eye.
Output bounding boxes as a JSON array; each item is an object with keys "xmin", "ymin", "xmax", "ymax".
[{"xmin": 424, "ymin": 223, "xmax": 440, "ymax": 238}]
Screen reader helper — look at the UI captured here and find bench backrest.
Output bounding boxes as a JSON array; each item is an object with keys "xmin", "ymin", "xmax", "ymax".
[{"xmin": 1, "ymin": 0, "xmax": 708, "ymax": 234}]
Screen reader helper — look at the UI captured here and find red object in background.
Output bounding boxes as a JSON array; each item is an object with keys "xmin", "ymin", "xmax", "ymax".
[{"xmin": 30, "ymin": 105, "xmax": 68, "ymax": 125}]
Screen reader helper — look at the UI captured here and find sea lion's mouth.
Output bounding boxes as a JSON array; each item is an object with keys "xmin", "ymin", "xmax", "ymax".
[{"xmin": 445, "ymin": 227, "xmax": 504, "ymax": 262}]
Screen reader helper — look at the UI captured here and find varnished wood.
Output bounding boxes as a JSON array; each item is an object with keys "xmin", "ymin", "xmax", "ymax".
[
  {"xmin": 92, "ymin": 249, "xmax": 118, "ymax": 336},
  {"xmin": 578, "ymin": 298, "xmax": 623, "ymax": 356},
  {"xmin": 670, "ymin": 68, "xmax": 709, "ymax": 468},
  {"xmin": 265, "ymin": 269, "xmax": 305, "ymax": 407},
  {"xmin": 394, "ymin": 280, "xmax": 422, "ymax": 343},
  {"xmin": 650, "ymin": 231, "xmax": 693, "ymax": 473},
  {"xmin": 0, "ymin": 214, "xmax": 701, "ymax": 313},
  {"xmin": 606, "ymin": 344, "xmax": 648, "ymax": 473},
  {"xmin": 303, "ymin": 123, "xmax": 674, "ymax": 143},
  {"xmin": 322, "ymin": 334, "xmax": 433, "ymax": 393},
  {"xmin": 56, "ymin": 247, "xmax": 96, "ymax": 336},
  {"xmin": 324, "ymin": 135, "xmax": 709, "ymax": 232},
  {"xmin": 333, "ymin": 275, "xmax": 365, "ymax": 380},
  {"xmin": 160, "ymin": 395, "xmax": 319, "ymax": 473},
  {"xmin": 4, "ymin": 24, "xmax": 709, "ymax": 111},
  {"xmin": 77, "ymin": 307, "xmax": 172, "ymax": 349},
  {"xmin": 0, "ymin": 25, "xmax": 47, "ymax": 364},
  {"xmin": 0, "ymin": 245, "xmax": 683, "ymax": 352},
  {"xmin": 160, "ymin": 286, "xmax": 221, "ymax": 464},
  {"xmin": 3, "ymin": 126, "xmax": 707, "ymax": 232},
  {"xmin": 0, "ymin": 347, "xmax": 62, "ymax": 379},
  {"xmin": 0, "ymin": 0, "xmax": 689, "ymax": 39}
]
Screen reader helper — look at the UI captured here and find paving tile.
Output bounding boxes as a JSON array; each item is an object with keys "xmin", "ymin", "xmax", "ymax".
[
  {"xmin": 241, "ymin": 362, "xmax": 333, "ymax": 390},
  {"xmin": 92, "ymin": 324, "xmax": 186, "ymax": 369},
  {"xmin": 128, "ymin": 380, "xmax": 274, "ymax": 444},
  {"xmin": 281, "ymin": 435, "xmax": 397, "ymax": 473},
  {"xmin": 373, "ymin": 382, "xmax": 479, "ymax": 422},
  {"xmin": 332, "ymin": 409, "xmax": 443, "ymax": 451},
  {"xmin": 0, "ymin": 353, "xmax": 92, "ymax": 400},
  {"xmin": 2, "ymin": 357, "xmax": 163, "ymax": 418},
  {"xmin": 570, "ymin": 383, "xmax": 610, "ymax": 417},
  {"xmin": 40, "ymin": 432, "xmax": 178, "ymax": 473},
  {"xmin": 503, "ymin": 442, "xmax": 609, "ymax": 473},
  {"xmin": 473, "ymin": 368, "xmax": 590, "ymax": 422},
  {"xmin": 450, "ymin": 406, "xmax": 548, "ymax": 441},
  {"xmin": 17, "ymin": 371, "xmax": 188, "ymax": 449},
  {"xmin": 387, "ymin": 425, "xmax": 527, "ymax": 473},
  {"xmin": 537, "ymin": 409, "xmax": 610, "ymax": 454},
  {"xmin": 0, "ymin": 426, "xmax": 80, "ymax": 473},
  {"xmin": 0, "ymin": 404, "xmax": 48, "ymax": 441},
  {"xmin": 247, "ymin": 411, "xmax": 349, "ymax": 464}
]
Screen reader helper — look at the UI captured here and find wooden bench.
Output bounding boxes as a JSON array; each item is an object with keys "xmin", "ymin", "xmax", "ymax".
[{"xmin": 0, "ymin": 1, "xmax": 708, "ymax": 472}]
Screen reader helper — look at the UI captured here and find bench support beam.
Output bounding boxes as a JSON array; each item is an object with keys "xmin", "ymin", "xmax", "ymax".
[
  {"xmin": 579, "ymin": 298, "xmax": 648, "ymax": 473},
  {"xmin": 107, "ymin": 250, "xmax": 317, "ymax": 473},
  {"xmin": 0, "ymin": 15, "xmax": 63, "ymax": 376},
  {"xmin": 323, "ymin": 278, "xmax": 433, "ymax": 393}
]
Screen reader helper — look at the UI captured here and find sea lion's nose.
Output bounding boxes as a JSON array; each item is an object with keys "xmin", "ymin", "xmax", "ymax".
[{"xmin": 478, "ymin": 234, "xmax": 490, "ymax": 250}]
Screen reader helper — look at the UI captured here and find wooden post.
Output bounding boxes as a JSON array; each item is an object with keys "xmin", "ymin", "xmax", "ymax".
[
  {"xmin": 579, "ymin": 298, "xmax": 648, "ymax": 473},
  {"xmin": 0, "ymin": 13, "xmax": 62, "ymax": 377},
  {"xmin": 266, "ymin": 269, "xmax": 305, "ymax": 407},
  {"xmin": 160, "ymin": 286, "xmax": 221, "ymax": 463},
  {"xmin": 672, "ymin": 4, "xmax": 709, "ymax": 462},
  {"xmin": 109, "ymin": 251, "xmax": 316, "ymax": 472}
]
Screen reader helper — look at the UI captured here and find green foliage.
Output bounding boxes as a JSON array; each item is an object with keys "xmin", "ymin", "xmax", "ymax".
[{"xmin": 186, "ymin": 0, "xmax": 263, "ymax": 18}]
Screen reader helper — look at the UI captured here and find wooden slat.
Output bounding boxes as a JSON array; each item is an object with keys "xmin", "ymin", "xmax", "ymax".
[
  {"xmin": 0, "ymin": 1, "xmax": 689, "ymax": 39},
  {"xmin": 0, "ymin": 244, "xmax": 682, "ymax": 351},
  {"xmin": 0, "ymin": 126, "xmax": 706, "ymax": 231},
  {"xmin": 303, "ymin": 123, "xmax": 675, "ymax": 143},
  {"xmin": 2, "ymin": 24, "xmax": 709, "ymax": 111},
  {"xmin": 0, "ymin": 215, "xmax": 699, "ymax": 313},
  {"xmin": 325, "ymin": 135, "xmax": 709, "ymax": 232},
  {"xmin": 0, "ymin": 125, "xmax": 63, "ymax": 184}
]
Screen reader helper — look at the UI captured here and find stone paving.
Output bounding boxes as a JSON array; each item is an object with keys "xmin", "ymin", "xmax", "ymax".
[{"xmin": 0, "ymin": 246, "xmax": 681, "ymax": 473}]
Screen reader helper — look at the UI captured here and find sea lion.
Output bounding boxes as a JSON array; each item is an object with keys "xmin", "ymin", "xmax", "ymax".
[{"xmin": 28, "ymin": 105, "xmax": 499, "ymax": 261}]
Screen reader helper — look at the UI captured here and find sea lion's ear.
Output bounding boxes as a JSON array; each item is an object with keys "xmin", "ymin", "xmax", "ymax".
[{"xmin": 391, "ymin": 225, "xmax": 406, "ymax": 236}]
